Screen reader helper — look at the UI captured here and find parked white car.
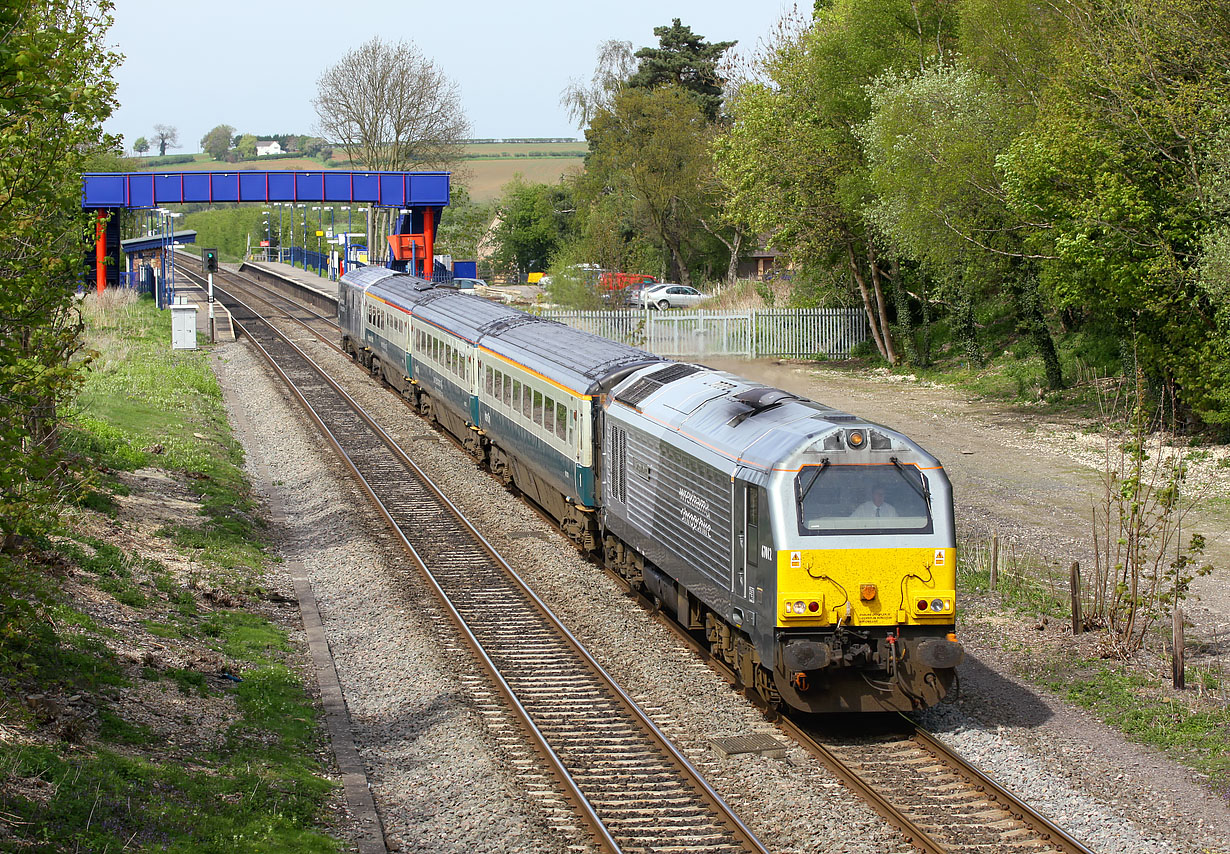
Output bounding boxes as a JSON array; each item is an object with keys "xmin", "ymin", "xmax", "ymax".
[{"xmin": 638, "ymin": 283, "xmax": 707, "ymax": 309}]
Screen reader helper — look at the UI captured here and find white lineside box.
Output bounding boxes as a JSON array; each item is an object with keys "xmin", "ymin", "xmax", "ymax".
[{"xmin": 171, "ymin": 302, "xmax": 197, "ymax": 350}]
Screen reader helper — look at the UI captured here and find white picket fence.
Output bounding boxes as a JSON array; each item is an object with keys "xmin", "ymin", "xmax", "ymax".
[{"xmin": 534, "ymin": 307, "xmax": 868, "ymax": 359}]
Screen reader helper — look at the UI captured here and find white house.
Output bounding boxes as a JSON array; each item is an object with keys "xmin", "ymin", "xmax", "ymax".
[{"xmin": 255, "ymin": 140, "xmax": 283, "ymax": 157}]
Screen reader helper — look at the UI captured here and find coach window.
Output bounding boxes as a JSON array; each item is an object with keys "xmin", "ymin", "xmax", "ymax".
[
  {"xmin": 555, "ymin": 402, "xmax": 567, "ymax": 440},
  {"xmin": 522, "ymin": 385, "xmax": 534, "ymax": 420},
  {"xmin": 512, "ymin": 380, "xmax": 522, "ymax": 416},
  {"xmin": 544, "ymin": 396, "xmax": 555, "ymax": 436},
  {"xmin": 532, "ymin": 390, "xmax": 543, "ymax": 426},
  {"xmin": 485, "ymin": 366, "xmax": 493, "ymax": 395}
]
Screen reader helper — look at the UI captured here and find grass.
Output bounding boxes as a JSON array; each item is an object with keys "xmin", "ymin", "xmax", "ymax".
[
  {"xmin": 0, "ymin": 290, "xmax": 343, "ymax": 851},
  {"xmin": 956, "ymin": 533, "xmax": 1230, "ymax": 797},
  {"xmin": 70, "ymin": 291, "xmax": 269, "ymax": 592},
  {"xmin": 1041, "ymin": 661, "xmax": 1230, "ymax": 791}
]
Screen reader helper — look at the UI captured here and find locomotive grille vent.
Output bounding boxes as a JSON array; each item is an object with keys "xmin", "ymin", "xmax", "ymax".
[
  {"xmin": 611, "ymin": 426, "xmax": 627, "ymax": 502},
  {"xmin": 614, "ymin": 364, "xmax": 700, "ymax": 408}
]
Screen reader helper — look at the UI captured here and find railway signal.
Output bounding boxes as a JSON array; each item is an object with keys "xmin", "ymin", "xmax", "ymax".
[{"xmin": 202, "ymin": 248, "xmax": 218, "ymax": 342}]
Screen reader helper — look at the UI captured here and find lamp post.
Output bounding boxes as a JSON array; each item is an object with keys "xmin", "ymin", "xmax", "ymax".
[
  {"xmin": 299, "ymin": 204, "xmax": 308, "ymax": 269},
  {"xmin": 311, "ymin": 206, "xmax": 322, "ymax": 275},
  {"xmin": 338, "ymin": 206, "xmax": 350, "ymax": 277},
  {"xmin": 165, "ymin": 211, "xmax": 181, "ymax": 304},
  {"xmin": 155, "ymin": 208, "xmax": 167, "ymax": 308}
]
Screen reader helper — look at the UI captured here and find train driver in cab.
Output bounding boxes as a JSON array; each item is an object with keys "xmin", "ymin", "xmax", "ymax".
[{"xmin": 851, "ymin": 485, "xmax": 897, "ymax": 518}]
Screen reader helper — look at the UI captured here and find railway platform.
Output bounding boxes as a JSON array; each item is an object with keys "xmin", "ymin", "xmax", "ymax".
[{"xmin": 241, "ymin": 260, "xmax": 339, "ymax": 303}]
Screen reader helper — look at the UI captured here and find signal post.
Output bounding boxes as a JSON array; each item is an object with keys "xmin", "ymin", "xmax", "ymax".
[{"xmin": 203, "ymin": 248, "xmax": 218, "ymax": 342}]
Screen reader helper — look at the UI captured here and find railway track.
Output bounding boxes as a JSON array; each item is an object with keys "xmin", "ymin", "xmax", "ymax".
[
  {"xmin": 783, "ymin": 717, "xmax": 1097, "ymax": 854},
  {"xmin": 208, "ymin": 279, "xmax": 769, "ymax": 854},
  {"xmin": 194, "ymin": 260, "xmax": 1099, "ymax": 854}
]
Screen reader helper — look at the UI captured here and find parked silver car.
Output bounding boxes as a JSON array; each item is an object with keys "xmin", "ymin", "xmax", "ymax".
[{"xmin": 638, "ymin": 283, "xmax": 707, "ymax": 309}]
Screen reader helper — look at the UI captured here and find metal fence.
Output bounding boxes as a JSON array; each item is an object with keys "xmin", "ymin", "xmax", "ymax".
[{"xmin": 534, "ymin": 307, "xmax": 868, "ymax": 359}]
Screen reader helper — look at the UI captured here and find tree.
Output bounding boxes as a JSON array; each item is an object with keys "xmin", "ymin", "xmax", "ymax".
[
  {"xmin": 0, "ymin": 0, "xmax": 119, "ymax": 546},
  {"xmin": 434, "ymin": 186, "xmax": 492, "ymax": 263},
  {"xmin": 200, "ymin": 123, "xmax": 235, "ymax": 160},
  {"xmin": 490, "ymin": 177, "xmax": 577, "ymax": 278},
  {"xmin": 714, "ymin": 0, "xmax": 960, "ymax": 363},
  {"xmin": 313, "ymin": 36, "xmax": 470, "ymax": 171},
  {"xmin": 998, "ymin": 0, "xmax": 1230, "ymax": 423},
  {"xmin": 560, "ymin": 40, "xmax": 636, "ymax": 130},
  {"xmin": 132, "ymin": 136, "xmax": 148, "ymax": 155},
  {"xmin": 860, "ymin": 64, "xmax": 1064, "ymax": 388},
  {"xmin": 583, "ymin": 86, "xmax": 716, "ymax": 287},
  {"xmin": 628, "ymin": 19, "xmax": 735, "ymax": 122},
  {"xmin": 152, "ymin": 123, "xmax": 177, "ymax": 156},
  {"xmin": 235, "ymin": 133, "xmax": 257, "ymax": 159}
]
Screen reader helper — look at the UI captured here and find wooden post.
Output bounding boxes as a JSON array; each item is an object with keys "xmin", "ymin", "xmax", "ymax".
[
  {"xmin": 989, "ymin": 535, "xmax": 999, "ymax": 591},
  {"xmin": 1172, "ymin": 606, "xmax": 1185, "ymax": 689},
  {"xmin": 1070, "ymin": 562, "xmax": 1082, "ymax": 635}
]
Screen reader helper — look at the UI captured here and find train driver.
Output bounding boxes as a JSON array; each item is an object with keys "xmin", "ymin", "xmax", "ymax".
[{"xmin": 851, "ymin": 485, "xmax": 897, "ymax": 518}]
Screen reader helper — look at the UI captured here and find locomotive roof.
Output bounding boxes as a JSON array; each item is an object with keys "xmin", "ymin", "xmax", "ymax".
[{"xmin": 608, "ymin": 364, "xmax": 940, "ymax": 473}]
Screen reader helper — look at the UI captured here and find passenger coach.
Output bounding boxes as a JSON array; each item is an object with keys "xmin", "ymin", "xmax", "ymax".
[{"xmin": 339, "ymin": 267, "xmax": 963, "ymax": 713}]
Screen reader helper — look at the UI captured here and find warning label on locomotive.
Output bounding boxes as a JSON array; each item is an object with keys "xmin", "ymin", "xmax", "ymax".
[
  {"xmin": 934, "ymin": 549, "xmax": 946, "ymax": 565},
  {"xmin": 790, "ymin": 551, "xmax": 801, "ymax": 568}
]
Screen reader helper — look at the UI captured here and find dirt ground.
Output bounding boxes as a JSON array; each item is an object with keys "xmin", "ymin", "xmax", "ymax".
[{"xmin": 703, "ymin": 357, "xmax": 1230, "ymax": 641}]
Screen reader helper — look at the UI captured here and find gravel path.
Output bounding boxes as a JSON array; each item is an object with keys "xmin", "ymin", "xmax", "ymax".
[{"xmin": 213, "ymin": 331, "xmax": 1230, "ymax": 854}]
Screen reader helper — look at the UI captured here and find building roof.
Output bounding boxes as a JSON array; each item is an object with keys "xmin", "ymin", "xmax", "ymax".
[{"xmin": 119, "ymin": 230, "xmax": 197, "ymax": 254}]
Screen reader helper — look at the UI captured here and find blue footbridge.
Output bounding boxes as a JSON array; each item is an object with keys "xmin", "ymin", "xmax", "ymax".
[{"xmin": 81, "ymin": 169, "xmax": 452, "ymax": 294}]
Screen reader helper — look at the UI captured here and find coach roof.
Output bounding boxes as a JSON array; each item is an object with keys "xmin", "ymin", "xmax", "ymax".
[{"xmin": 480, "ymin": 315, "xmax": 662, "ymax": 396}]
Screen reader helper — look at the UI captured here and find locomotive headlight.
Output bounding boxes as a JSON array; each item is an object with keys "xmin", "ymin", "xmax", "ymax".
[
  {"xmin": 785, "ymin": 601, "xmax": 794, "ymax": 614},
  {"xmin": 931, "ymin": 598, "xmax": 945, "ymax": 612},
  {"xmin": 846, "ymin": 429, "xmax": 866, "ymax": 449},
  {"xmin": 794, "ymin": 600, "xmax": 805, "ymax": 613}
]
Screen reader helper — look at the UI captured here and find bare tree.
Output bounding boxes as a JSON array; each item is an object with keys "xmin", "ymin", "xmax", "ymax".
[
  {"xmin": 313, "ymin": 37, "xmax": 470, "ymax": 172},
  {"xmin": 560, "ymin": 39, "xmax": 636, "ymax": 130},
  {"xmin": 152, "ymin": 123, "xmax": 177, "ymax": 156}
]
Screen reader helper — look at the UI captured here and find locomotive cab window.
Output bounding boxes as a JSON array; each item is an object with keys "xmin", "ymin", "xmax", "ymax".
[{"xmin": 796, "ymin": 463, "xmax": 932, "ymax": 535}]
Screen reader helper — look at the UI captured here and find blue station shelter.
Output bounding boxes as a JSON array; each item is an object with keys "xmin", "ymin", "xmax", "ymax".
[{"xmin": 82, "ymin": 169, "xmax": 450, "ymax": 293}]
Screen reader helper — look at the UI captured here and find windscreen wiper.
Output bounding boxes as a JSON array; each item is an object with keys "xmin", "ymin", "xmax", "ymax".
[
  {"xmin": 889, "ymin": 457, "xmax": 929, "ymax": 502},
  {"xmin": 796, "ymin": 458, "xmax": 830, "ymax": 506}
]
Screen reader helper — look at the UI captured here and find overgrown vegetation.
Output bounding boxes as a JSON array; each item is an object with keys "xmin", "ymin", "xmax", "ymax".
[
  {"xmin": 0, "ymin": 0, "xmax": 120, "ymax": 549},
  {"xmin": 0, "ymin": 292, "xmax": 342, "ymax": 850}
]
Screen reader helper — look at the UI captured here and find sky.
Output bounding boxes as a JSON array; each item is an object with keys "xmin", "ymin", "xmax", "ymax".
[{"xmin": 104, "ymin": 0, "xmax": 799, "ymax": 152}]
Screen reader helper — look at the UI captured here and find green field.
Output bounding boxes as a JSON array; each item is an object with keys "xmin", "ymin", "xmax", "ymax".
[
  {"xmin": 463, "ymin": 141, "xmax": 585, "ymax": 158},
  {"xmin": 127, "ymin": 144, "xmax": 586, "ymax": 203}
]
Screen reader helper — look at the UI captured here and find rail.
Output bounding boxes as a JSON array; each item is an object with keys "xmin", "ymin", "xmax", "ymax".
[{"xmin": 211, "ymin": 277, "xmax": 769, "ymax": 854}]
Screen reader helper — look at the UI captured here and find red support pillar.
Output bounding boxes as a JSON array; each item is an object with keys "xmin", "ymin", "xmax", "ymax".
[
  {"xmin": 95, "ymin": 209, "xmax": 107, "ymax": 294},
  {"xmin": 423, "ymin": 206, "xmax": 434, "ymax": 281}
]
